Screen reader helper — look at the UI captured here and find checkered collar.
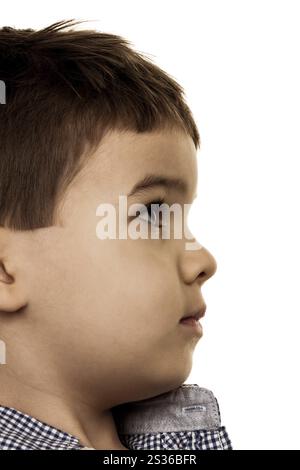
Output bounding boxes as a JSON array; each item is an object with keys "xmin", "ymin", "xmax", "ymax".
[{"xmin": 0, "ymin": 405, "xmax": 84, "ymax": 450}]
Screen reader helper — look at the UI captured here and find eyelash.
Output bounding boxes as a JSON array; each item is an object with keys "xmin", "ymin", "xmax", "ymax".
[{"xmin": 140, "ymin": 197, "xmax": 166, "ymax": 228}]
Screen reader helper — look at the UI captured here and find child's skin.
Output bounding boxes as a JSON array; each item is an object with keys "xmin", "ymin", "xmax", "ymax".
[{"xmin": 0, "ymin": 127, "xmax": 217, "ymax": 449}]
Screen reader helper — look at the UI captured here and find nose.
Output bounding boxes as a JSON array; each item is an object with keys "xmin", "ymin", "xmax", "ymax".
[{"xmin": 179, "ymin": 238, "xmax": 217, "ymax": 286}]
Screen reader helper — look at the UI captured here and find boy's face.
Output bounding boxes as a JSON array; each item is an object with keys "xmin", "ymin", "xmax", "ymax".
[{"xmin": 4, "ymin": 128, "xmax": 217, "ymax": 406}]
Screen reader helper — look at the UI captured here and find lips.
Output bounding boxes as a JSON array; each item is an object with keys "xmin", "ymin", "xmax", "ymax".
[{"xmin": 180, "ymin": 304, "xmax": 206, "ymax": 322}]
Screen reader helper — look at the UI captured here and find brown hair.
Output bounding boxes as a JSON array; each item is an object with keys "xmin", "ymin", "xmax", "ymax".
[{"xmin": 0, "ymin": 19, "xmax": 200, "ymax": 230}]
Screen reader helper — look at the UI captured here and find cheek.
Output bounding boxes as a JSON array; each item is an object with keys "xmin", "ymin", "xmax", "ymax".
[
  {"xmin": 76, "ymin": 243, "xmax": 181, "ymax": 335},
  {"xmin": 30, "ymin": 236, "xmax": 182, "ymax": 342},
  {"xmin": 99, "ymin": 251, "xmax": 182, "ymax": 335}
]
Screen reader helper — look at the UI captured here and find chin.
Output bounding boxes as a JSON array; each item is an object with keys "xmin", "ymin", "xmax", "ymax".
[{"xmin": 140, "ymin": 361, "xmax": 193, "ymax": 400}]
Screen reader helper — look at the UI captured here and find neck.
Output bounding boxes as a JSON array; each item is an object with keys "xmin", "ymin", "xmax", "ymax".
[{"xmin": 0, "ymin": 364, "xmax": 128, "ymax": 450}]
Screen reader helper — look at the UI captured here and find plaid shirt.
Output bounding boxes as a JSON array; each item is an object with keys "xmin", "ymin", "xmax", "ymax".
[{"xmin": 0, "ymin": 384, "xmax": 233, "ymax": 450}]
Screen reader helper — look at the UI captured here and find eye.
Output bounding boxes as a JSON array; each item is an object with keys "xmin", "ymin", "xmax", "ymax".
[{"xmin": 138, "ymin": 198, "xmax": 166, "ymax": 228}]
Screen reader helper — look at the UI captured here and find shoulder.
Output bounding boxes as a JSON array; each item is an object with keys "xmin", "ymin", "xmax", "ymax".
[{"xmin": 0, "ymin": 405, "xmax": 80, "ymax": 450}]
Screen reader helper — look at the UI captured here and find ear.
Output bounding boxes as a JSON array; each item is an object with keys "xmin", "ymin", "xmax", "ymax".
[{"xmin": 0, "ymin": 260, "xmax": 28, "ymax": 312}]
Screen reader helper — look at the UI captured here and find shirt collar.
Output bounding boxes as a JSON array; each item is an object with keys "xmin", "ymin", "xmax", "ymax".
[{"xmin": 0, "ymin": 405, "xmax": 83, "ymax": 449}]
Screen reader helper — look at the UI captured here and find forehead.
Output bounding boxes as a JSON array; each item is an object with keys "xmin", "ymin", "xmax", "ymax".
[{"xmin": 85, "ymin": 128, "xmax": 198, "ymax": 199}]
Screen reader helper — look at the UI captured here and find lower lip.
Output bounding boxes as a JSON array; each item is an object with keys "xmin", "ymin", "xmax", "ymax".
[{"xmin": 179, "ymin": 317, "xmax": 203, "ymax": 335}]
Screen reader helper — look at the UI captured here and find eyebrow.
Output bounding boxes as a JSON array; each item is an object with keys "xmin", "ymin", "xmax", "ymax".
[{"xmin": 128, "ymin": 173, "xmax": 190, "ymax": 198}]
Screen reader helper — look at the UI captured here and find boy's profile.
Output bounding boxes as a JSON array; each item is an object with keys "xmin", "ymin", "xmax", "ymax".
[{"xmin": 0, "ymin": 19, "xmax": 232, "ymax": 450}]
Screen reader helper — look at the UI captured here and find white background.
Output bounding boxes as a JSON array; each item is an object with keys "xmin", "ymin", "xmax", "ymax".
[{"xmin": 2, "ymin": 0, "xmax": 300, "ymax": 450}]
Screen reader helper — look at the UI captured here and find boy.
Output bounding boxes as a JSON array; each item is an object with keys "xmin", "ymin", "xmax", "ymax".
[{"xmin": 0, "ymin": 19, "xmax": 232, "ymax": 450}]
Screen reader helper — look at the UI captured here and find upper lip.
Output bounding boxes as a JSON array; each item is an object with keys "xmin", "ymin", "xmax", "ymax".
[{"xmin": 180, "ymin": 304, "xmax": 206, "ymax": 321}]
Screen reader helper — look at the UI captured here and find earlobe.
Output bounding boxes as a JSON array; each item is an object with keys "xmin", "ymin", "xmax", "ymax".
[{"xmin": 0, "ymin": 260, "xmax": 28, "ymax": 313}]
